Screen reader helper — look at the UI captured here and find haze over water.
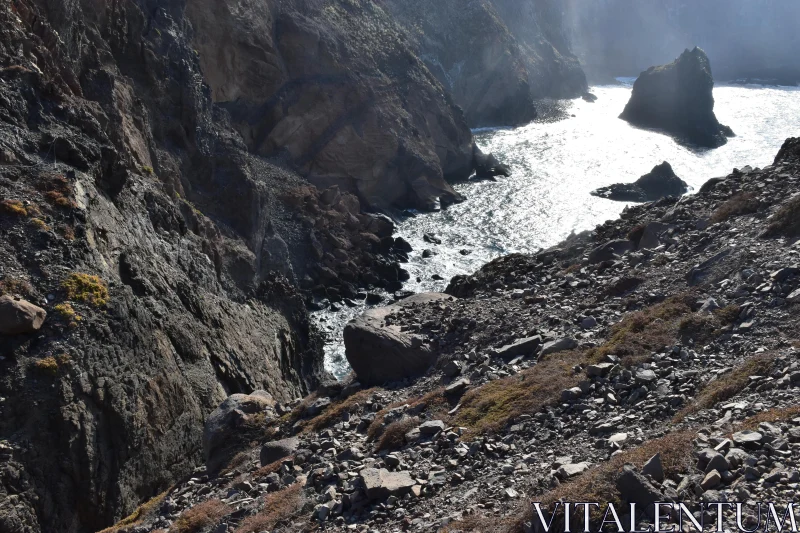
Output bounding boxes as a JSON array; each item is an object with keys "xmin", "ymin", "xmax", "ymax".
[{"xmin": 319, "ymin": 82, "xmax": 800, "ymax": 378}]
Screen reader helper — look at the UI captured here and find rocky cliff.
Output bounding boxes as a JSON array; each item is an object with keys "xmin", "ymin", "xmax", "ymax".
[{"xmin": 381, "ymin": 0, "xmax": 587, "ymax": 127}]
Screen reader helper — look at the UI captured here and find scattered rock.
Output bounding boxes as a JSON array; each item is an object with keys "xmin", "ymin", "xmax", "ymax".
[{"xmin": 0, "ymin": 295, "xmax": 46, "ymax": 335}]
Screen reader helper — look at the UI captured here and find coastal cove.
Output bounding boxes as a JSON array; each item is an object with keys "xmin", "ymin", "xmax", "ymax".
[{"xmin": 317, "ymin": 82, "xmax": 800, "ymax": 378}]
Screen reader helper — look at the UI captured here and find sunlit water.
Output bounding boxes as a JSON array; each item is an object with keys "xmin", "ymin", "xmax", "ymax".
[{"xmin": 317, "ymin": 82, "xmax": 800, "ymax": 378}]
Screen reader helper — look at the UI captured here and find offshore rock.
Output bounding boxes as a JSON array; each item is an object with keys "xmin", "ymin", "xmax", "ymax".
[
  {"xmin": 620, "ymin": 48, "xmax": 734, "ymax": 148},
  {"xmin": 592, "ymin": 162, "xmax": 689, "ymax": 202}
]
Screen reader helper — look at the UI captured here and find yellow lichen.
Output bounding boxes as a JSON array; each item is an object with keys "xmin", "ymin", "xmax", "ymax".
[
  {"xmin": 54, "ymin": 302, "xmax": 81, "ymax": 326},
  {"xmin": 33, "ymin": 356, "xmax": 59, "ymax": 376},
  {"xmin": 62, "ymin": 273, "xmax": 109, "ymax": 307}
]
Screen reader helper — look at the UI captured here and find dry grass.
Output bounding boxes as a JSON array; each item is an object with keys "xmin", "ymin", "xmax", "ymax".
[
  {"xmin": 299, "ymin": 388, "xmax": 379, "ymax": 432},
  {"xmin": 253, "ymin": 458, "xmax": 288, "ymax": 480},
  {"xmin": 367, "ymin": 388, "xmax": 448, "ymax": 441},
  {"xmin": 233, "ymin": 484, "xmax": 304, "ymax": 533},
  {"xmin": 512, "ymin": 431, "xmax": 695, "ymax": 533},
  {"xmin": 587, "ymin": 293, "xmax": 695, "ymax": 366},
  {"xmin": 453, "ymin": 351, "xmax": 585, "ymax": 436},
  {"xmin": 61, "ymin": 224, "xmax": 76, "ymax": 240},
  {"xmin": 764, "ymin": 194, "xmax": 800, "ymax": 238},
  {"xmin": 62, "ymin": 272, "xmax": 109, "ymax": 307},
  {"xmin": 169, "ymin": 499, "xmax": 230, "ymax": 533},
  {"xmin": 733, "ymin": 406, "xmax": 800, "ymax": 431},
  {"xmin": 711, "ymin": 192, "xmax": 759, "ymax": 223},
  {"xmin": 0, "ymin": 199, "xmax": 27, "ymax": 216},
  {"xmin": 97, "ymin": 491, "xmax": 169, "ymax": 533},
  {"xmin": 673, "ymin": 353, "xmax": 775, "ymax": 422},
  {"xmin": 29, "ymin": 217, "xmax": 49, "ymax": 231},
  {"xmin": 376, "ymin": 416, "xmax": 420, "ymax": 452}
]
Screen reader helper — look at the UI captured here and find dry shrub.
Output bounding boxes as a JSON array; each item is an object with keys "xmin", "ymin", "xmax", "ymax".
[
  {"xmin": 0, "ymin": 277, "xmax": 33, "ymax": 297},
  {"xmin": 61, "ymin": 224, "xmax": 76, "ymax": 240},
  {"xmin": 220, "ymin": 451, "xmax": 252, "ymax": 475},
  {"xmin": 29, "ymin": 217, "xmax": 49, "ymax": 231},
  {"xmin": 32, "ymin": 356, "xmax": 59, "ymax": 376},
  {"xmin": 627, "ymin": 223, "xmax": 646, "ymax": 244},
  {"xmin": 0, "ymin": 199, "xmax": 27, "ymax": 216},
  {"xmin": 97, "ymin": 490, "xmax": 169, "ymax": 533},
  {"xmin": 711, "ymin": 192, "xmax": 759, "ymax": 223},
  {"xmin": 764, "ymin": 194, "xmax": 800, "ymax": 237},
  {"xmin": 512, "ymin": 432, "xmax": 695, "ymax": 533},
  {"xmin": 673, "ymin": 353, "xmax": 775, "ymax": 422},
  {"xmin": 234, "ymin": 484, "xmax": 304, "ymax": 533},
  {"xmin": 441, "ymin": 514, "xmax": 516, "ymax": 532},
  {"xmin": 169, "ymin": 499, "xmax": 230, "ymax": 533},
  {"xmin": 453, "ymin": 351, "xmax": 585, "ymax": 436},
  {"xmin": 376, "ymin": 416, "xmax": 420, "ymax": 452}
]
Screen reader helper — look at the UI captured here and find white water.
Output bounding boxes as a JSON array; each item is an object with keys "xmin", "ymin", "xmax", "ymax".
[{"xmin": 318, "ymin": 82, "xmax": 800, "ymax": 378}]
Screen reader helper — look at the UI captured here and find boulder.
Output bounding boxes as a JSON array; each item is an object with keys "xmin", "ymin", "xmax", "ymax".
[
  {"xmin": 203, "ymin": 391, "xmax": 276, "ymax": 465},
  {"xmin": 592, "ymin": 163, "xmax": 688, "ymax": 203},
  {"xmin": 588, "ymin": 240, "xmax": 634, "ymax": 264},
  {"xmin": 494, "ymin": 335, "xmax": 542, "ymax": 360},
  {"xmin": 540, "ymin": 337, "xmax": 578, "ymax": 357},
  {"xmin": 360, "ymin": 468, "xmax": 416, "ymax": 500},
  {"xmin": 344, "ymin": 293, "xmax": 455, "ymax": 385},
  {"xmin": 616, "ymin": 465, "xmax": 665, "ymax": 518},
  {"xmin": 260, "ymin": 437, "xmax": 300, "ymax": 466},
  {"xmin": 0, "ymin": 296, "xmax": 46, "ymax": 335},
  {"xmin": 620, "ymin": 47, "xmax": 734, "ymax": 148},
  {"xmin": 473, "ymin": 146, "xmax": 511, "ymax": 180}
]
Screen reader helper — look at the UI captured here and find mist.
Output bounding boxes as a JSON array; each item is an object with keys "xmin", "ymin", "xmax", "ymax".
[{"xmin": 563, "ymin": 0, "xmax": 800, "ymax": 84}]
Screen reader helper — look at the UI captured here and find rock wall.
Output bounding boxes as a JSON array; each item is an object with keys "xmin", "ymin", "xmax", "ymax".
[
  {"xmin": 381, "ymin": 0, "xmax": 587, "ymax": 127},
  {"xmin": 564, "ymin": 0, "xmax": 800, "ymax": 84},
  {"xmin": 187, "ymin": 0, "xmax": 476, "ymax": 211}
]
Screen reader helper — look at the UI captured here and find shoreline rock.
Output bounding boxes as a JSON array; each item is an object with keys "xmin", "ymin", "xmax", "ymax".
[{"xmin": 592, "ymin": 162, "xmax": 689, "ymax": 202}]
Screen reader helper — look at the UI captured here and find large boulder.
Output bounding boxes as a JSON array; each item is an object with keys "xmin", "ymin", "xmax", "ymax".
[
  {"xmin": 344, "ymin": 293, "xmax": 455, "ymax": 385},
  {"xmin": 359, "ymin": 468, "xmax": 416, "ymax": 500},
  {"xmin": 592, "ymin": 162, "xmax": 689, "ymax": 202},
  {"xmin": 620, "ymin": 47, "xmax": 734, "ymax": 148},
  {"xmin": 0, "ymin": 296, "xmax": 46, "ymax": 335},
  {"xmin": 203, "ymin": 391, "xmax": 276, "ymax": 471}
]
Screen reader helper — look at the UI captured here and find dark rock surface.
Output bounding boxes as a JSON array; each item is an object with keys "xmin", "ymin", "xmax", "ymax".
[
  {"xmin": 382, "ymin": 0, "xmax": 588, "ymax": 127},
  {"xmin": 593, "ymin": 162, "xmax": 689, "ymax": 202},
  {"xmin": 620, "ymin": 48, "xmax": 734, "ymax": 148},
  {"xmin": 344, "ymin": 293, "xmax": 454, "ymax": 385}
]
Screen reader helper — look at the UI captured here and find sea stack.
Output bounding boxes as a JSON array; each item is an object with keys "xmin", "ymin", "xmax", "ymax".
[{"xmin": 620, "ymin": 47, "xmax": 734, "ymax": 148}]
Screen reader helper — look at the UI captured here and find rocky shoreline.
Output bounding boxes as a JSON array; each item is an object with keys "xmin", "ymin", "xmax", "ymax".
[{"xmin": 98, "ymin": 140, "xmax": 800, "ymax": 532}]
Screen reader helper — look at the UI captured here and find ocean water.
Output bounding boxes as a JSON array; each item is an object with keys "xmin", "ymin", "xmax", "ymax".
[{"xmin": 317, "ymin": 82, "xmax": 800, "ymax": 378}]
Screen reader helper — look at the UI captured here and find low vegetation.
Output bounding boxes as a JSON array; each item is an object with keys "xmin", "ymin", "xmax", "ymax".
[
  {"xmin": 62, "ymin": 272, "xmax": 109, "ymax": 307},
  {"xmin": 673, "ymin": 353, "xmax": 775, "ymax": 422},
  {"xmin": 733, "ymin": 406, "xmax": 800, "ymax": 431},
  {"xmin": 0, "ymin": 277, "xmax": 33, "ymax": 296},
  {"xmin": 0, "ymin": 198, "xmax": 27, "ymax": 216},
  {"xmin": 763, "ymin": 194, "xmax": 800, "ymax": 237},
  {"xmin": 32, "ymin": 356, "xmax": 59, "ymax": 376},
  {"xmin": 233, "ymin": 483, "xmax": 304, "ymax": 533},
  {"xmin": 97, "ymin": 491, "xmax": 170, "ymax": 533},
  {"xmin": 513, "ymin": 431, "xmax": 696, "ymax": 533},
  {"xmin": 54, "ymin": 302, "xmax": 81, "ymax": 325},
  {"xmin": 376, "ymin": 416, "xmax": 420, "ymax": 451},
  {"xmin": 300, "ymin": 388, "xmax": 379, "ymax": 432},
  {"xmin": 168, "ymin": 499, "xmax": 230, "ymax": 533},
  {"xmin": 710, "ymin": 192, "xmax": 759, "ymax": 223}
]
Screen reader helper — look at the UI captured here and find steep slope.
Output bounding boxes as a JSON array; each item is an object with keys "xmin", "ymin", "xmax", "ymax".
[
  {"xmin": 98, "ymin": 140, "xmax": 800, "ymax": 532},
  {"xmin": 380, "ymin": 0, "xmax": 587, "ymax": 127}
]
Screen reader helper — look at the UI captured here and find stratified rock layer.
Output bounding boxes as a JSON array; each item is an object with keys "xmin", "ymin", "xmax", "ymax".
[{"xmin": 620, "ymin": 48, "xmax": 734, "ymax": 148}]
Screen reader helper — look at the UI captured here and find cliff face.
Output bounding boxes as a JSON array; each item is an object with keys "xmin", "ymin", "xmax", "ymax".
[
  {"xmin": 380, "ymin": 0, "xmax": 587, "ymax": 127},
  {"xmin": 564, "ymin": 0, "xmax": 800, "ymax": 84},
  {"xmin": 186, "ymin": 0, "xmax": 476, "ymax": 211}
]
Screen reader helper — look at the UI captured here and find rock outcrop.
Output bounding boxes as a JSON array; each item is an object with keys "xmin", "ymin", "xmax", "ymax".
[
  {"xmin": 592, "ymin": 162, "xmax": 689, "ymax": 202},
  {"xmin": 343, "ymin": 293, "xmax": 454, "ymax": 385},
  {"xmin": 381, "ymin": 0, "xmax": 587, "ymax": 127},
  {"xmin": 620, "ymin": 48, "xmax": 734, "ymax": 148}
]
